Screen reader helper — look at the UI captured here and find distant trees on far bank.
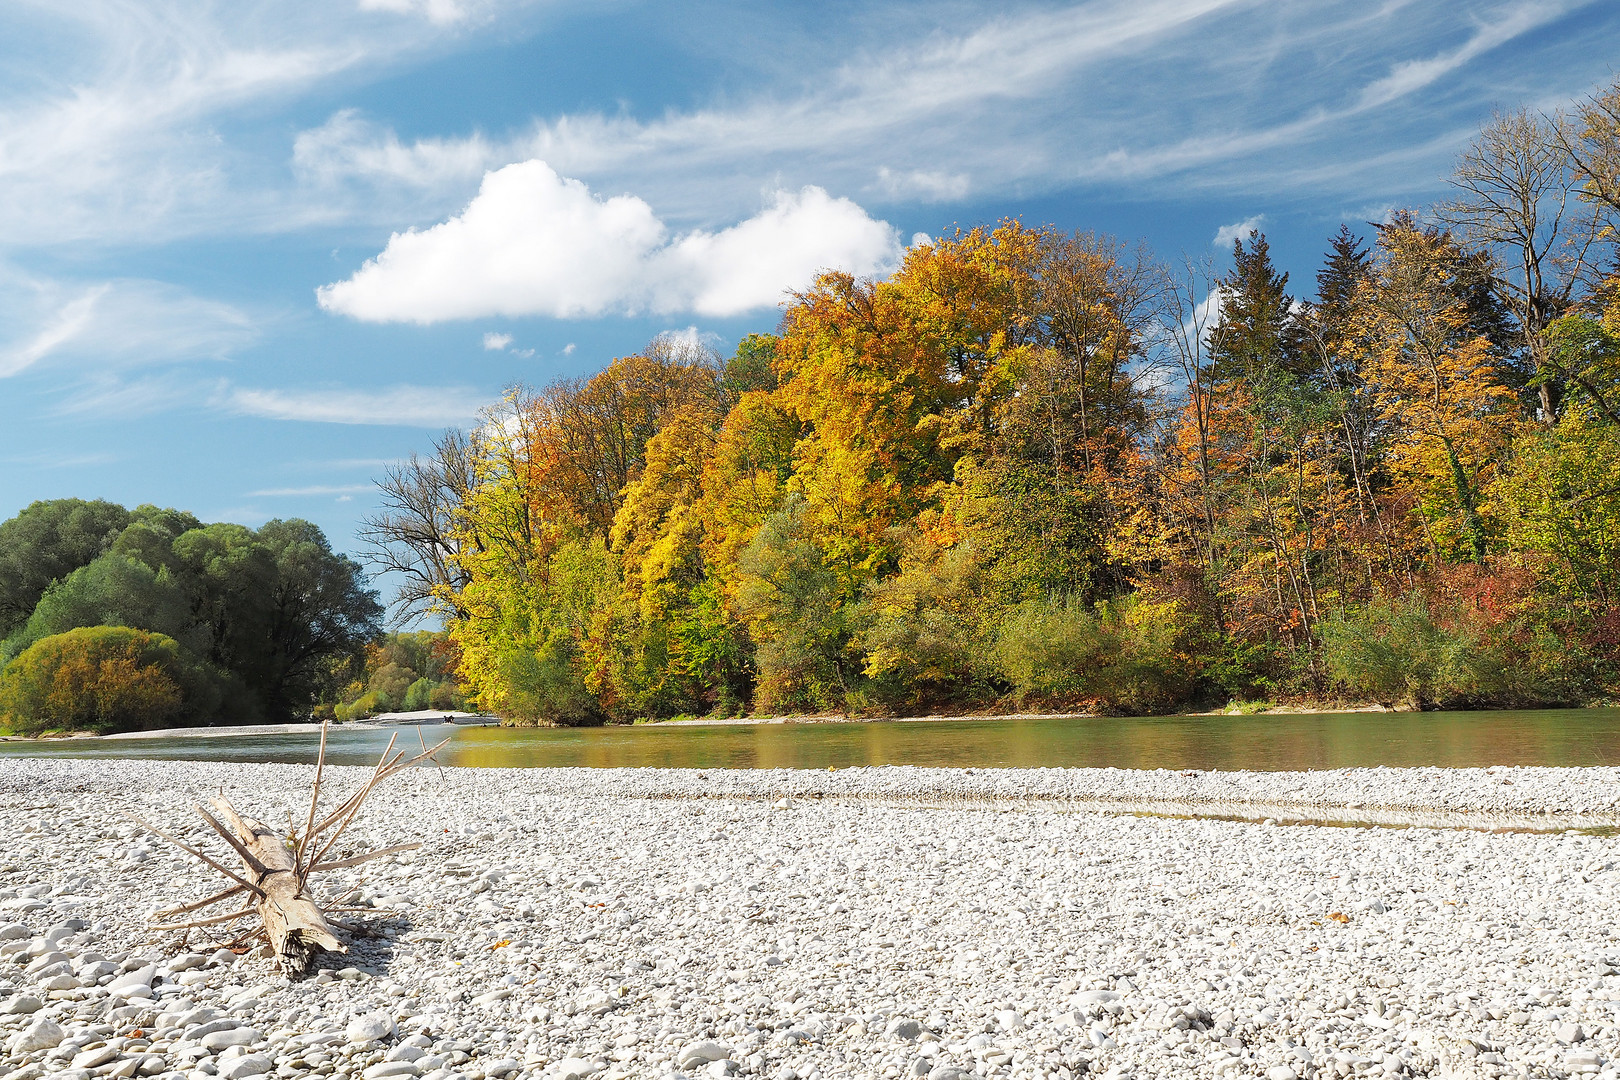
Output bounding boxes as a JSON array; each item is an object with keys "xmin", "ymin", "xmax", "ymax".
[
  {"xmin": 0, "ymin": 500, "xmax": 383, "ymax": 734},
  {"xmin": 323, "ymin": 630, "xmax": 466, "ymax": 722},
  {"xmin": 364, "ymin": 79, "xmax": 1620, "ymax": 722}
]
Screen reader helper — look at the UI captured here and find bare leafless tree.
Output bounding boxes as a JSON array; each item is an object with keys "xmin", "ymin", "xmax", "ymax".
[
  {"xmin": 1028, "ymin": 231, "xmax": 1163, "ymax": 475},
  {"xmin": 1558, "ymin": 76, "xmax": 1620, "ymax": 217},
  {"xmin": 358, "ymin": 428, "xmax": 477, "ymax": 625},
  {"xmin": 1152, "ymin": 254, "xmax": 1222, "ymax": 573},
  {"xmin": 1438, "ymin": 108, "xmax": 1607, "ymax": 423}
]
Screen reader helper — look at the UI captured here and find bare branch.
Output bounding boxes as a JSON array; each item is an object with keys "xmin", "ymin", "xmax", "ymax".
[
  {"xmin": 308, "ymin": 842, "xmax": 422, "ymax": 874},
  {"xmin": 152, "ymin": 885, "xmax": 248, "ymax": 919},
  {"xmin": 150, "ymin": 907, "xmax": 259, "ymax": 933},
  {"xmin": 122, "ymin": 813, "xmax": 266, "ymax": 900},
  {"xmin": 195, "ymin": 805, "xmax": 273, "ymax": 878},
  {"xmin": 294, "ymin": 721, "xmax": 330, "ymax": 870},
  {"xmin": 306, "ymin": 737, "xmax": 447, "ymax": 875}
]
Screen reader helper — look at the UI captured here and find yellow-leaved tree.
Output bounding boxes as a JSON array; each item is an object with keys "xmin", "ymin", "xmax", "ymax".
[{"xmin": 1349, "ymin": 220, "xmax": 1516, "ymax": 565}]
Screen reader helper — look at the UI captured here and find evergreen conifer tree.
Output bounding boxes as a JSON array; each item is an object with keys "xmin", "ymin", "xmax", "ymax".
[{"xmin": 1208, "ymin": 230, "xmax": 1305, "ymax": 384}]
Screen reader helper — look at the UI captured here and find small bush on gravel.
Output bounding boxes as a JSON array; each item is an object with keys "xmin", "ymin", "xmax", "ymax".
[{"xmin": 0, "ymin": 625, "xmax": 223, "ymax": 734}]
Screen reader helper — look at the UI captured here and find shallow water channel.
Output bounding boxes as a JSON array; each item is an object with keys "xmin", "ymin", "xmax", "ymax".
[{"xmin": 3, "ymin": 707, "xmax": 1619, "ymax": 769}]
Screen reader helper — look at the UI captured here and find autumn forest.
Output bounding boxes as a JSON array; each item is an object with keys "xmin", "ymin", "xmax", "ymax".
[{"xmin": 363, "ymin": 91, "xmax": 1620, "ymax": 724}]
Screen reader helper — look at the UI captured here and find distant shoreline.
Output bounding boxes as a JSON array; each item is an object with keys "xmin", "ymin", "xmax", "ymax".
[
  {"xmin": 646, "ymin": 702, "xmax": 1399, "ymax": 726},
  {"xmin": 0, "ymin": 700, "xmax": 1461, "ymax": 742},
  {"xmin": 0, "ymin": 711, "xmax": 500, "ymax": 742}
]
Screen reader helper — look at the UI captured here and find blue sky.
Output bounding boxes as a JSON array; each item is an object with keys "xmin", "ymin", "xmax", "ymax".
[{"xmin": 3, "ymin": 0, "xmax": 1618, "ymax": 595}]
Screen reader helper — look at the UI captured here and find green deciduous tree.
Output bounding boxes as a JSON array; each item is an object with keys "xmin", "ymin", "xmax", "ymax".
[{"xmin": 0, "ymin": 499, "xmax": 132, "ymax": 637}]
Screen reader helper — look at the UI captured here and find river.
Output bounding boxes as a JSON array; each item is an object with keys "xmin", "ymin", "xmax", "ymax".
[{"xmin": 2, "ymin": 707, "xmax": 1618, "ymax": 769}]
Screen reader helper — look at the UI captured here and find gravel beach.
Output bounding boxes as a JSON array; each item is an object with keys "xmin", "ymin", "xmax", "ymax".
[{"xmin": 2, "ymin": 759, "xmax": 1618, "ymax": 1080}]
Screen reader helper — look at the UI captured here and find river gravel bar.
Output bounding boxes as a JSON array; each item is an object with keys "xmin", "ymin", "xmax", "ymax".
[{"xmin": 3, "ymin": 760, "xmax": 1619, "ymax": 1080}]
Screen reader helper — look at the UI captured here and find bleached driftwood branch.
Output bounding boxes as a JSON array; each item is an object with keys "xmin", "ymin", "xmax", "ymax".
[{"xmin": 132, "ymin": 723, "xmax": 448, "ymax": 976}]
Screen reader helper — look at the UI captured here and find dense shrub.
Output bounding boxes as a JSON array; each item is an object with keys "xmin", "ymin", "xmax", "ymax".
[
  {"xmin": 994, "ymin": 597, "xmax": 1120, "ymax": 703},
  {"xmin": 1320, "ymin": 595, "xmax": 1484, "ymax": 708},
  {"xmin": 0, "ymin": 501, "xmax": 381, "ymax": 723},
  {"xmin": 1, "ymin": 554, "xmax": 201, "ymax": 665},
  {"xmin": 326, "ymin": 630, "xmax": 471, "ymax": 719},
  {"xmin": 403, "ymin": 677, "xmax": 434, "ymax": 711},
  {"xmin": 735, "ymin": 498, "xmax": 854, "ymax": 713},
  {"xmin": 0, "ymin": 626, "xmax": 222, "ymax": 734},
  {"xmin": 369, "ymin": 661, "xmax": 417, "ymax": 706},
  {"xmin": 1492, "ymin": 412, "xmax": 1620, "ymax": 606},
  {"xmin": 336, "ymin": 689, "xmax": 391, "ymax": 721},
  {"xmin": 857, "ymin": 539, "xmax": 992, "ymax": 707},
  {"xmin": 993, "ymin": 595, "xmax": 1200, "ymax": 712},
  {"xmin": 0, "ymin": 499, "xmax": 132, "ymax": 638}
]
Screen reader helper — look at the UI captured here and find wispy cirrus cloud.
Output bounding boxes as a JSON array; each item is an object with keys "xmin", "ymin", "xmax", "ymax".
[
  {"xmin": 0, "ymin": 270, "xmax": 255, "ymax": 379},
  {"xmin": 249, "ymin": 483, "xmax": 375, "ymax": 496},
  {"xmin": 0, "ymin": 0, "xmax": 1608, "ymax": 252},
  {"xmin": 0, "ymin": 5, "xmax": 357, "ymax": 244},
  {"xmin": 293, "ymin": 0, "xmax": 1611, "ymax": 225},
  {"xmin": 358, "ymin": 0, "xmax": 473, "ymax": 24},
  {"xmin": 47, "ymin": 374, "xmax": 218, "ymax": 419},
  {"xmin": 0, "ymin": 0, "xmax": 546, "ymax": 245},
  {"xmin": 223, "ymin": 384, "xmax": 489, "ymax": 426},
  {"xmin": 0, "ymin": 450, "xmax": 120, "ymax": 470}
]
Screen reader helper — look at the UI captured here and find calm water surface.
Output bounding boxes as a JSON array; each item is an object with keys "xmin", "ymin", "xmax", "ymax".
[{"xmin": 2, "ymin": 708, "xmax": 1619, "ymax": 770}]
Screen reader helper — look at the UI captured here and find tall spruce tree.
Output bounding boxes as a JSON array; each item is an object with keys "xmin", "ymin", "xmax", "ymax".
[
  {"xmin": 1314, "ymin": 226, "xmax": 1372, "ymax": 337},
  {"xmin": 1208, "ymin": 230, "xmax": 1305, "ymax": 384},
  {"xmin": 1294, "ymin": 225, "xmax": 1373, "ymax": 386}
]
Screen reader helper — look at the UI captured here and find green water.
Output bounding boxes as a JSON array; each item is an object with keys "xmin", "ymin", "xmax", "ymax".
[{"xmin": 2, "ymin": 708, "xmax": 1619, "ymax": 770}]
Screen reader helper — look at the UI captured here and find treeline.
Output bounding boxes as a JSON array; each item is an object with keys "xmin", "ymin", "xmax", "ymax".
[
  {"xmin": 367, "ymin": 88, "xmax": 1620, "ymax": 722},
  {"xmin": 0, "ymin": 500, "xmax": 382, "ymax": 733}
]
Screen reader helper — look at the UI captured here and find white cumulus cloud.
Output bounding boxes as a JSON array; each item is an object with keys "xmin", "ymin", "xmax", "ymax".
[
  {"xmin": 482, "ymin": 331, "xmax": 513, "ymax": 350},
  {"xmin": 316, "ymin": 161, "xmax": 902, "ymax": 324},
  {"xmin": 1213, "ymin": 214, "xmax": 1266, "ymax": 249}
]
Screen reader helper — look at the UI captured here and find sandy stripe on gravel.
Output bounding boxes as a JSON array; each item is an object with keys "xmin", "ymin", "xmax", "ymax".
[{"xmin": 2, "ymin": 760, "xmax": 1619, "ymax": 1080}]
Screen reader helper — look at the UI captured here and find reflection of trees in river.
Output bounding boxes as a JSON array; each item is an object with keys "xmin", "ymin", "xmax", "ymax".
[
  {"xmin": 5, "ymin": 712, "xmax": 1611, "ymax": 770},
  {"xmin": 436, "ymin": 710, "xmax": 1620, "ymax": 771}
]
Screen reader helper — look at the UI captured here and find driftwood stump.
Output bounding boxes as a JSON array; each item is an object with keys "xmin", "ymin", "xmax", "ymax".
[
  {"xmin": 207, "ymin": 797, "xmax": 344, "ymax": 977},
  {"xmin": 133, "ymin": 725, "xmax": 447, "ymax": 977}
]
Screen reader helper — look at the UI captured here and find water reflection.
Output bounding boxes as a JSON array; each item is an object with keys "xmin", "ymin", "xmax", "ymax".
[{"xmin": 2, "ymin": 708, "xmax": 1618, "ymax": 770}]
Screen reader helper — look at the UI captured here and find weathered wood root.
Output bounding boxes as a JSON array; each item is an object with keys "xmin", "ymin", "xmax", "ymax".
[
  {"xmin": 132, "ymin": 723, "xmax": 448, "ymax": 977},
  {"xmin": 208, "ymin": 796, "xmax": 345, "ymax": 977}
]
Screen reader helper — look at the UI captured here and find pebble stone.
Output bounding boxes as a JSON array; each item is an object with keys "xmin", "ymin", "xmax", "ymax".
[
  {"xmin": 347, "ymin": 1015, "xmax": 395, "ymax": 1045},
  {"xmin": 2, "ymin": 757, "xmax": 1619, "ymax": 1080}
]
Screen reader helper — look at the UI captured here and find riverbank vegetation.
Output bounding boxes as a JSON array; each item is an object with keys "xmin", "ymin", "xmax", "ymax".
[
  {"xmin": 368, "ymin": 85, "xmax": 1620, "ymax": 724},
  {"xmin": 324, "ymin": 630, "xmax": 468, "ymax": 721},
  {"xmin": 0, "ymin": 501, "xmax": 382, "ymax": 733}
]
